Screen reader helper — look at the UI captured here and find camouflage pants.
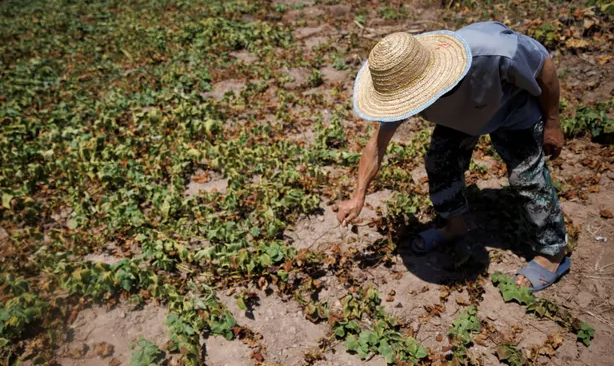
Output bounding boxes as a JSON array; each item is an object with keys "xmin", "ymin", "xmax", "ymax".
[{"xmin": 425, "ymin": 121, "xmax": 567, "ymax": 256}]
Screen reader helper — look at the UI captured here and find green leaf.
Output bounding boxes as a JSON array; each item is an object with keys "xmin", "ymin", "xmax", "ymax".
[
  {"xmin": 378, "ymin": 339, "xmax": 395, "ymax": 364},
  {"xmin": 160, "ymin": 197, "xmax": 171, "ymax": 222},
  {"xmin": 334, "ymin": 326, "xmax": 345, "ymax": 338},
  {"xmin": 345, "ymin": 320, "xmax": 361, "ymax": 333},
  {"xmin": 359, "ymin": 330, "xmax": 379, "ymax": 346},
  {"xmin": 277, "ymin": 270, "xmax": 288, "ymax": 282},
  {"xmin": 236, "ymin": 297, "xmax": 247, "ymax": 311},
  {"xmin": 2, "ymin": 193, "xmax": 13, "ymax": 209},
  {"xmin": 581, "ymin": 322, "xmax": 596, "ymax": 336},
  {"xmin": 414, "ymin": 345, "xmax": 428, "ymax": 359},
  {"xmin": 345, "ymin": 335, "xmax": 359, "ymax": 352},
  {"xmin": 130, "ymin": 338, "xmax": 165, "ymax": 366},
  {"xmin": 259, "ymin": 253, "xmax": 271, "ymax": 267},
  {"xmin": 249, "ymin": 227, "xmax": 261, "ymax": 237}
]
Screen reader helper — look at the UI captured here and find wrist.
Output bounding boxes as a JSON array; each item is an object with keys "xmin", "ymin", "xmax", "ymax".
[
  {"xmin": 544, "ymin": 115, "xmax": 560, "ymax": 128},
  {"xmin": 352, "ymin": 191, "xmax": 366, "ymax": 202}
]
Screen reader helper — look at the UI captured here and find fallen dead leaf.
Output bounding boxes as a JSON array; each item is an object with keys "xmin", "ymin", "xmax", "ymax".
[
  {"xmin": 439, "ymin": 286, "xmax": 451, "ymax": 302},
  {"xmin": 600, "ymin": 209, "xmax": 613, "ymax": 219},
  {"xmin": 250, "ymin": 350, "xmax": 265, "ymax": 362},
  {"xmin": 596, "ymin": 54, "xmax": 613, "ymax": 65},
  {"xmin": 191, "ymin": 171, "xmax": 208, "ymax": 183},
  {"xmin": 565, "ymin": 38, "xmax": 590, "ymax": 49},
  {"xmin": 474, "ymin": 334, "xmax": 489, "ymax": 346},
  {"xmin": 386, "ymin": 289, "xmax": 396, "ymax": 302},
  {"xmin": 549, "ymin": 333, "xmax": 565, "ymax": 349},
  {"xmin": 92, "ymin": 342, "xmax": 114, "ymax": 358},
  {"xmin": 65, "ymin": 343, "xmax": 87, "ymax": 359},
  {"xmin": 109, "ymin": 358, "xmax": 121, "ymax": 366}
]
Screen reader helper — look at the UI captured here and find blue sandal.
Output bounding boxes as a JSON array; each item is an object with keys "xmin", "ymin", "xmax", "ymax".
[
  {"xmin": 412, "ymin": 228, "xmax": 450, "ymax": 254},
  {"xmin": 516, "ymin": 256, "xmax": 572, "ymax": 292}
]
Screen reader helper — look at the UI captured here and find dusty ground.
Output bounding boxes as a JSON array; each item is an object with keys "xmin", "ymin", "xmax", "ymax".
[
  {"xmin": 58, "ymin": 164, "xmax": 614, "ymax": 366},
  {"xmin": 53, "ymin": 0, "xmax": 614, "ymax": 365}
]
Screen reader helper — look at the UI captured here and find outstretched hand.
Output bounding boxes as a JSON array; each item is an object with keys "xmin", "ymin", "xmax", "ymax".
[
  {"xmin": 336, "ymin": 196, "xmax": 364, "ymax": 227},
  {"xmin": 543, "ymin": 123, "xmax": 564, "ymax": 160}
]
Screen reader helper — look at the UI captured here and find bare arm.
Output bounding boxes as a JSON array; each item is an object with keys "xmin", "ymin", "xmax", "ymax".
[
  {"xmin": 337, "ymin": 121, "xmax": 399, "ymax": 226},
  {"xmin": 536, "ymin": 56, "xmax": 564, "ymax": 159},
  {"xmin": 354, "ymin": 122, "xmax": 399, "ymax": 199}
]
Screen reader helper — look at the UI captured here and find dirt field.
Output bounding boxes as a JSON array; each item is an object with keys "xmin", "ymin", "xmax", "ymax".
[{"xmin": 1, "ymin": 0, "xmax": 614, "ymax": 365}]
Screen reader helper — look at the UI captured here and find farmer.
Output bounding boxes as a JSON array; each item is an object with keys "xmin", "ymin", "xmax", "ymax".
[{"xmin": 337, "ymin": 21, "xmax": 570, "ymax": 292}]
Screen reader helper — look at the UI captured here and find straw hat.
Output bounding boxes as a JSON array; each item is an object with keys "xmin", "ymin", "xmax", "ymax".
[{"xmin": 353, "ymin": 30, "xmax": 472, "ymax": 122}]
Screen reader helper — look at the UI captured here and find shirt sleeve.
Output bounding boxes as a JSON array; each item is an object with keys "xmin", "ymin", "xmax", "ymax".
[{"xmin": 502, "ymin": 34, "xmax": 550, "ymax": 96}]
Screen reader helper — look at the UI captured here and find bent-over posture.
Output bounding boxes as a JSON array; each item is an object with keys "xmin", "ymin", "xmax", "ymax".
[{"xmin": 337, "ymin": 21, "xmax": 569, "ymax": 292}]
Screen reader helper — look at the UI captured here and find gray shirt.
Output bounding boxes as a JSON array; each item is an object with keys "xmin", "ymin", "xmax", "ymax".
[{"xmin": 420, "ymin": 21, "xmax": 549, "ymax": 135}]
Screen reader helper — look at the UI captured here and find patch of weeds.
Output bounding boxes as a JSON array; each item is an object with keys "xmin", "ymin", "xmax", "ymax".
[
  {"xmin": 0, "ymin": 276, "xmax": 48, "ymax": 343},
  {"xmin": 495, "ymin": 344, "xmax": 525, "ymax": 366},
  {"xmin": 354, "ymin": 14, "xmax": 366, "ymax": 25},
  {"xmin": 529, "ymin": 22, "xmax": 560, "ymax": 48},
  {"xmin": 587, "ymin": 0, "xmax": 614, "ymax": 14},
  {"xmin": 291, "ymin": 2, "xmax": 307, "ymax": 10},
  {"xmin": 448, "ymin": 306, "xmax": 481, "ymax": 365},
  {"xmin": 386, "ymin": 191, "xmax": 428, "ymax": 224},
  {"xmin": 307, "ymin": 69, "xmax": 324, "ymax": 87},
  {"xmin": 332, "ymin": 55, "xmax": 349, "ymax": 70},
  {"xmin": 130, "ymin": 337, "xmax": 166, "ymax": 366},
  {"xmin": 274, "ymin": 3, "xmax": 287, "ymax": 13},
  {"xmin": 314, "ymin": 112, "xmax": 346, "ymax": 149},
  {"xmin": 577, "ymin": 322, "xmax": 596, "ymax": 346},
  {"xmin": 378, "ymin": 5, "xmax": 412, "ymax": 20},
  {"xmin": 338, "ymin": 288, "xmax": 428, "ymax": 364},
  {"xmin": 562, "ymin": 99, "xmax": 614, "ymax": 142},
  {"xmin": 492, "ymin": 273, "xmax": 595, "ymax": 347}
]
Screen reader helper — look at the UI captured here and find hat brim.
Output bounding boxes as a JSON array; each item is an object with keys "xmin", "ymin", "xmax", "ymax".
[{"xmin": 353, "ymin": 30, "xmax": 472, "ymax": 122}]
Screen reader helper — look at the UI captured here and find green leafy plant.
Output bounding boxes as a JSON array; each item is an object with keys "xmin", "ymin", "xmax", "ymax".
[
  {"xmin": 587, "ymin": 0, "xmax": 614, "ymax": 14},
  {"xmin": 492, "ymin": 273, "xmax": 595, "ymax": 347},
  {"xmin": 530, "ymin": 22, "xmax": 560, "ymax": 48},
  {"xmin": 130, "ymin": 337, "xmax": 165, "ymax": 366},
  {"xmin": 332, "ymin": 55, "xmax": 349, "ymax": 70},
  {"xmin": 335, "ymin": 289, "xmax": 428, "ymax": 364},
  {"xmin": 495, "ymin": 344, "xmax": 525, "ymax": 366},
  {"xmin": 578, "ymin": 322, "xmax": 596, "ymax": 346},
  {"xmin": 0, "ymin": 276, "xmax": 48, "ymax": 342},
  {"xmin": 448, "ymin": 306, "xmax": 480, "ymax": 365},
  {"xmin": 561, "ymin": 99, "xmax": 614, "ymax": 140},
  {"xmin": 378, "ymin": 5, "xmax": 412, "ymax": 20},
  {"xmin": 307, "ymin": 69, "xmax": 324, "ymax": 87}
]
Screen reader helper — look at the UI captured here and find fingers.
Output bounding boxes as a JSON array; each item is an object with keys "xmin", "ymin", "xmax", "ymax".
[
  {"xmin": 344, "ymin": 212, "xmax": 358, "ymax": 226},
  {"xmin": 543, "ymin": 143, "xmax": 562, "ymax": 160},
  {"xmin": 549, "ymin": 146, "xmax": 562, "ymax": 160},
  {"xmin": 336, "ymin": 209, "xmax": 348, "ymax": 225},
  {"xmin": 337, "ymin": 209, "xmax": 358, "ymax": 227},
  {"xmin": 549, "ymin": 149, "xmax": 562, "ymax": 160}
]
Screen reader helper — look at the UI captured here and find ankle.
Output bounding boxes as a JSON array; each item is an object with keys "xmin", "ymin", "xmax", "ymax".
[
  {"xmin": 443, "ymin": 216, "xmax": 468, "ymax": 238},
  {"xmin": 535, "ymin": 250, "xmax": 565, "ymax": 264}
]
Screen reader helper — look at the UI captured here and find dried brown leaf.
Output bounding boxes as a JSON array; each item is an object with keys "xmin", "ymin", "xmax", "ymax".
[
  {"xmin": 386, "ymin": 289, "xmax": 396, "ymax": 302},
  {"xmin": 92, "ymin": 342, "xmax": 114, "ymax": 358}
]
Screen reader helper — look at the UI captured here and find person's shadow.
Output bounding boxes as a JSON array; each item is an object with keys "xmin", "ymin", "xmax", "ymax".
[{"xmin": 358, "ymin": 184, "xmax": 540, "ymax": 285}]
